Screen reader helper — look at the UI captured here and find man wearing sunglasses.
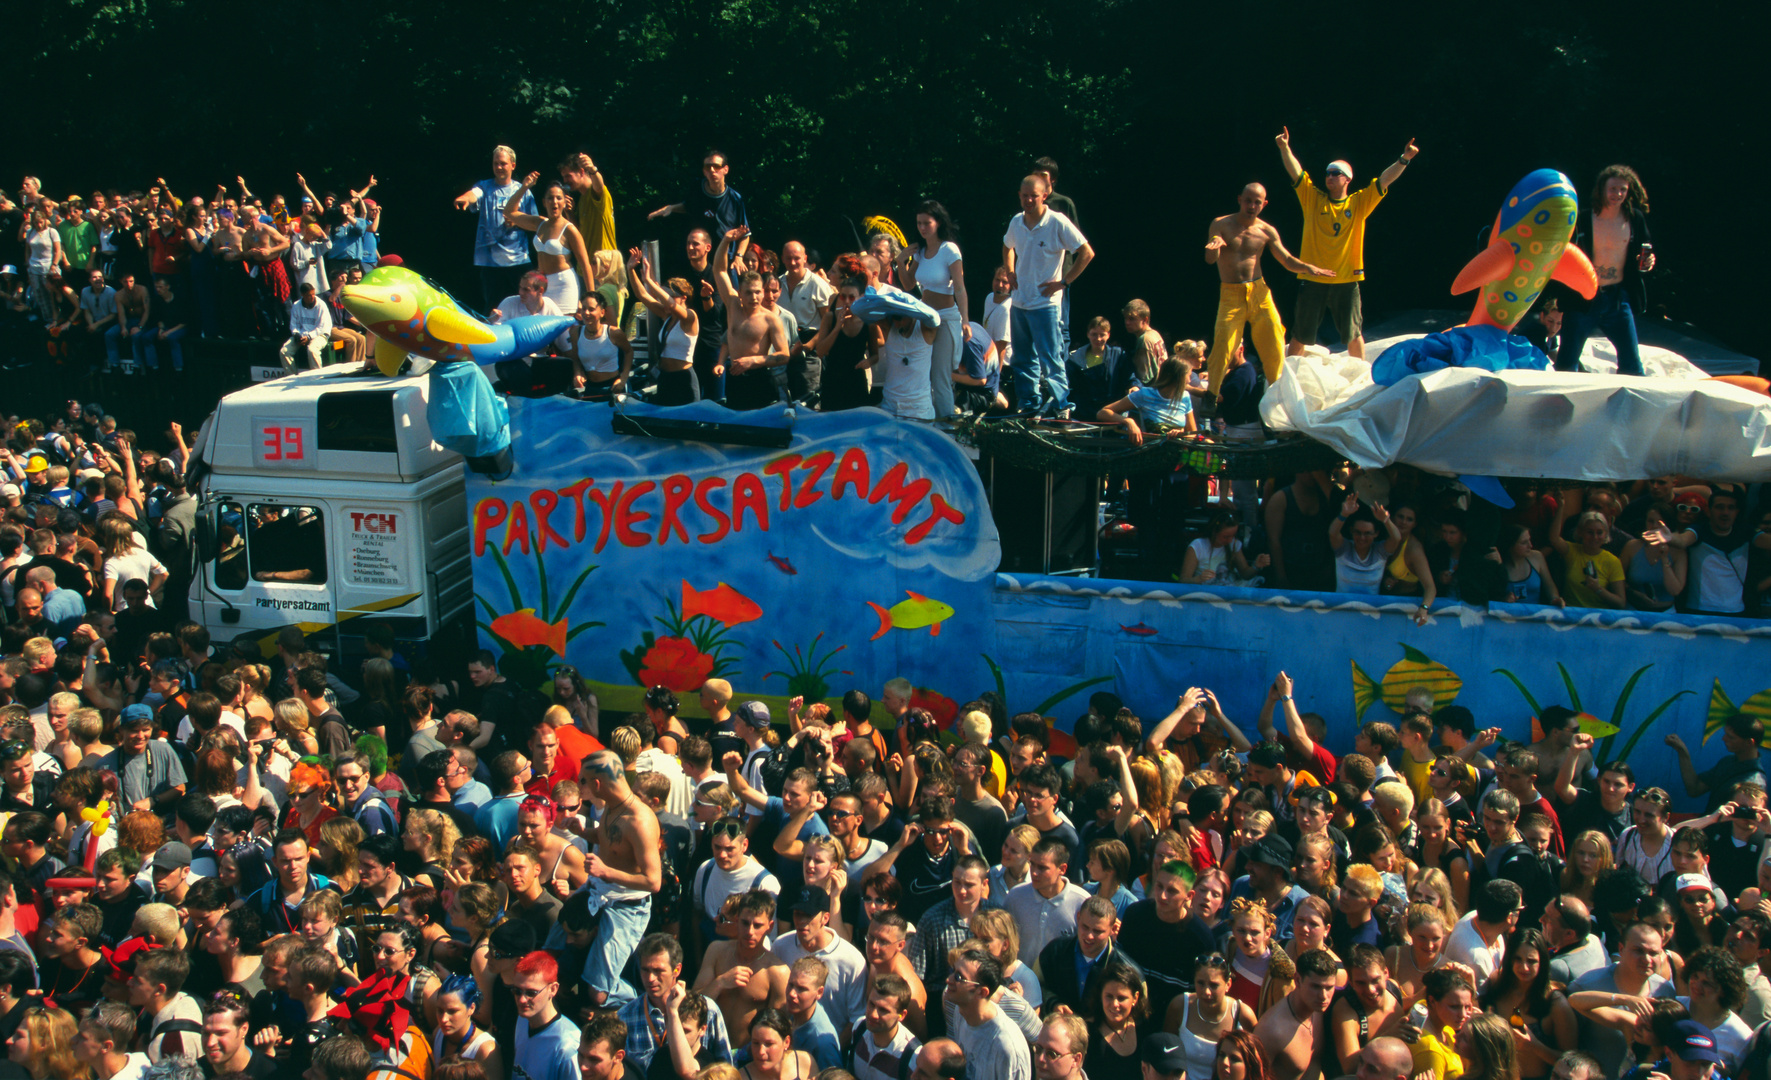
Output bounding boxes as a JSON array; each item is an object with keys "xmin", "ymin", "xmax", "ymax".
[
  {"xmin": 942, "ymin": 948, "xmax": 1030, "ymax": 1080},
  {"xmin": 1032, "ymin": 1015, "xmax": 1087, "ymax": 1080}
]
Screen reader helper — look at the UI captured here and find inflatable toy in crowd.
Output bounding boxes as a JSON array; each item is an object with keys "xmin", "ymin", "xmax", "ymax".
[
  {"xmin": 852, "ymin": 285, "xmax": 943, "ymax": 329},
  {"xmin": 1451, "ymin": 168, "xmax": 1597, "ymax": 332},
  {"xmin": 339, "ymin": 265, "xmax": 575, "ymax": 376}
]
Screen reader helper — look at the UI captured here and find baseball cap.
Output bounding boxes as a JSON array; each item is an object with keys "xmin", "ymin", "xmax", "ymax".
[
  {"xmin": 1141, "ymin": 1034, "xmax": 1188, "ymax": 1075},
  {"xmin": 1326, "ymin": 160, "xmax": 1354, "ymax": 180},
  {"xmin": 1667, "ymin": 1019, "xmax": 1722, "ymax": 1064},
  {"xmin": 1675, "ymin": 872, "xmax": 1712, "ymax": 895},
  {"xmin": 120, "ymin": 703, "xmax": 154, "ymax": 727},
  {"xmin": 735, "ymin": 701, "xmax": 772, "ymax": 729},
  {"xmin": 0, "ymin": 483, "xmax": 17, "ymax": 499},
  {"xmin": 790, "ymin": 886, "xmax": 831, "ymax": 917},
  {"xmin": 77, "ymin": 468, "xmax": 105, "ymax": 483},
  {"xmin": 488, "ymin": 919, "xmax": 538, "ymax": 959},
  {"xmin": 0, "ymin": 265, "xmax": 16, "ymax": 276},
  {"xmin": 1247, "ymin": 834, "xmax": 1294, "ymax": 869},
  {"xmin": 152, "ymin": 843, "xmax": 192, "ymax": 872}
]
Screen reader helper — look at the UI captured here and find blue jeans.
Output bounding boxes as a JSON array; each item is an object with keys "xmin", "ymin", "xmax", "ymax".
[
  {"xmin": 104, "ymin": 317, "xmax": 139, "ymax": 366},
  {"xmin": 1010, "ymin": 303, "xmax": 1068, "ymax": 414},
  {"xmin": 138, "ymin": 326, "xmax": 186, "ymax": 371},
  {"xmin": 1557, "ymin": 285, "xmax": 1642, "ymax": 376},
  {"xmin": 581, "ymin": 895, "xmax": 649, "ymax": 1007}
]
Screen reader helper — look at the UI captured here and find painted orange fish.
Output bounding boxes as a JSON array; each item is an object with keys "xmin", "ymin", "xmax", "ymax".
[
  {"xmin": 491, "ymin": 609, "xmax": 568, "ymax": 656},
  {"xmin": 682, "ymin": 581, "xmax": 763, "ymax": 627}
]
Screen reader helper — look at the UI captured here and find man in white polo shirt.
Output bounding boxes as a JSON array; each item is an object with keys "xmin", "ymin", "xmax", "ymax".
[{"xmin": 1001, "ymin": 174, "xmax": 1093, "ymax": 419}]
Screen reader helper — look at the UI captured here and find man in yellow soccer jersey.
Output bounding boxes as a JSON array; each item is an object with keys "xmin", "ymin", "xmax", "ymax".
[{"xmin": 1275, "ymin": 127, "xmax": 1420, "ymax": 360}]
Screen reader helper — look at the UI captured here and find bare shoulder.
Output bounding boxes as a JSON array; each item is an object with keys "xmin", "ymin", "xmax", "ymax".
[
  {"xmin": 757, "ymin": 946, "xmax": 791, "ymax": 971},
  {"xmin": 1208, "ymin": 213, "xmax": 1238, "ymax": 233}
]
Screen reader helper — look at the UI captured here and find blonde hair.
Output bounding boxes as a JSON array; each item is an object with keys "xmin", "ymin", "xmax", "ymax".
[
  {"xmin": 18, "ymin": 1007, "xmax": 84, "ymax": 1080},
  {"xmin": 1372, "ymin": 781, "xmax": 1415, "ymax": 818},
  {"xmin": 1241, "ymin": 809, "xmax": 1275, "ymax": 836},
  {"xmin": 407, "ymin": 808, "xmax": 460, "ymax": 865},
  {"xmin": 318, "ymin": 816, "xmax": 365, "ymax": 886},
  {"xmin": 274, "ymin": 696, "xmax": 311, "ymax": 734},
  {"xmin": 1562, "ymin": 830, "xmax": 1614, "ymax": 892},
  {"xmin": 960, "ymin": 710, "xmax": 992, "ymax": 744},
  {"xmin": 239, "ymin": 664, "xmax": 270, "ymax": 697},
  {"xmin": 609, "ymin": 726, "xmax": 641, "ymax": 765},
  {"xmin": 132, "ymin": 903, "xmax": 181, "ymax": 945},
  {"xmin": 696, "ymin": 1066, "xmax": 742, "ymax": 1080},
  {"xmin": 1410, "ymin": 866, "xmax": 1461, "ymax": 924},
  {"xmin": 1129, "ymin": 757, "xmax": 1168, "ymax": 831},
  {"xmin": 1344, "ymin": 864, "xmax": 1384, "ymax": 901},
  {"xmin": 1005, "ymin": 823, "xmax": 1040, "ymax": 853},
  {"xmin": 969, "ymin": 907, "xmax": 1021, "ymax": 963},
  {"xmin": 802, "ymin": 834, "xmax": 843, "ymax": 868},
  {"xmin": 1257, "ymin": 948, "xmax": 1297, "ymax": 1016},
  {"xmin": 1173, "ymin": 339, "xmax": 1207, "ymax": 361}
]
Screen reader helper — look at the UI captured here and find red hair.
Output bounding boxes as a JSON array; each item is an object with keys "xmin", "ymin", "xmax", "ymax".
[
  {"xmin": 519, "ymin": 795, "xmax": 557, "ymax": 826},
  {"xmin": 1216, "ymin": 1030, "xmax": 1271, "ymax": 1080},
  {"xmin": 514, "ymin": 950, "xmax": 559, "ymax": 983}
]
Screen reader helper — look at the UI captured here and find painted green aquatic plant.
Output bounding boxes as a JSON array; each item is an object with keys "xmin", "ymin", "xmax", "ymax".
[{"xmin": 1492, "ymin": 661, "xmax": 1691, "ymax": 765}]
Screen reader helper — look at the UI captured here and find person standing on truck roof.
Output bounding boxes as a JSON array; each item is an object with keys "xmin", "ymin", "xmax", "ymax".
[
  {"xmin": 1274, "ymin": 126, "xmax": 1419, "ymax": 360},
  {"xmin": 453, "ymin": 144, "xmax": 537, "ymax": 315}
]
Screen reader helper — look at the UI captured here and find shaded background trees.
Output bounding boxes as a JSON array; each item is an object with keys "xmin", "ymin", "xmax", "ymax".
[{"xmin": 5, "ymin": 0, "xmax": 1753, "ymax": 354}]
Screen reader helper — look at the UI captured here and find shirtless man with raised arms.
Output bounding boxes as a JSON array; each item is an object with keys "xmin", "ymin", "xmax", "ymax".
[
  {"xmin": 1203, "ymin": 184, "xmax": 1331, "ymax": 396},
  {"xmin": 1254, "ymin": 947, "xmax": 1340, "ymax": 1080},
  {"xmin": 694, "ymin": 887, "xmax": 790, "ymax": 1045},
  {"xmin": 580, "ymin": 748, "xmax": 662, "ymax": 1009},
  {"xmin": 714, "ymin": 226, "xmax": 792, "ymax": 410}
]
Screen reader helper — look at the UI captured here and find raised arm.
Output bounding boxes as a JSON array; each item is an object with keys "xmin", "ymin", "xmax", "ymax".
[
  {"xmin": 1379, "ymin": 139, "xmax": 1420, "ymax": 193},
  {"xmin": 1275, "ymin": 126, "xmax": 1304, "ymax": 185},
  {"xmin": 1548, "ymin": 489, "xmax": 1577, "ymax": 556},
  {"xmin": 1663, "ymin": 734, "xmax": 1706, "ymax": 797},
  {"xmin": 1204, "ymin": 689, "xmax": 1253, "ymax": 751},
  {"xmin": 1554, "ymin": 733, "xmax": 1594, "ymax": 806},
  {"xmin": 1144, "ymin": 688, "xmax": 1207, "ymax": 756},
  {"xmin": 713, "ymin": 227, "xmax": 746, "ymax": 302},
  {"xmin": 503, "ymin": 172, "xmax": 544, "ymax": 230},
  {"xmin": 295, "ymin": 172, "xmax": 322, "ymax": 209},
  {"xmin": 721, "ymin": 750, "xmax": 771, "ymax": 810},
  {"xmin": 1329, "ymin": 492, "xmax": 1358, "ymax": 551}
]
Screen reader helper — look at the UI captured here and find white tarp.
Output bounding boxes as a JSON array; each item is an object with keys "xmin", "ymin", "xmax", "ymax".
[{"xmin": 1262, "ymin": 337, "xmax": 1771, "ymax": 482}]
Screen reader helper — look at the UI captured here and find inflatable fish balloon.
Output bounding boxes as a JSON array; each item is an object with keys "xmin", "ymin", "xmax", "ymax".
[
  {"xmin": 851, "ymin": 286, "xmax": 943, "ymax": 329},
  {"xmin": 1451, "ymin": 169, "xmax": 1597, "ymax": 333},
  {"xmin": 340, "ymin": 265, "xmax": 575, "ymax": 376}
]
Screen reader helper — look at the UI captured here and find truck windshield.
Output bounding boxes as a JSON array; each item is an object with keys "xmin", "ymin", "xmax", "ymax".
[
  {"xmin": 247, "ymin": 504, "xmax": 329, "ymax": 585},
  {"xmin": 207, "ymin": 502, "xmax": 331, "ymax": 589}
]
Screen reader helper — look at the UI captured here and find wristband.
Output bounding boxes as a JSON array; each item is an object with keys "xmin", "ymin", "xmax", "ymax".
[
  {"xmin": 1398, "ymin": 156, "xmax": 1411, "ymax": 166},
  {"xmin": 1279, "ymin": 694, "xmax": 1293, "ymax": 703}
]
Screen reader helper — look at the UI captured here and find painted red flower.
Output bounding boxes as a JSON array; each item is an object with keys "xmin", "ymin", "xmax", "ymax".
[
  {"xmin": 911, "ymin": 688, "xmax": 959, "ymax": 729},
  {"xmin": 638, "ymin": 636, "xmax": 715, "ymax": 692}
]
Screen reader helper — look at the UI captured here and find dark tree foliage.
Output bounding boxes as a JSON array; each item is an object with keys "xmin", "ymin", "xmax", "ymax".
[{"xmin": 1, "ymin": 0, "xmax": 1753, "ymax": 351}]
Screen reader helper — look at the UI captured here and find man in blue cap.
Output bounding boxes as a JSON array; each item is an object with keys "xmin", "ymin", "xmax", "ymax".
[
  {"xmin": 1623, "ymin": 1017, "xmax": 1722, "ymax": 1080},
  {"xmin": 97, "ymin": 705, "xmax": 186, "ymax": 813}
]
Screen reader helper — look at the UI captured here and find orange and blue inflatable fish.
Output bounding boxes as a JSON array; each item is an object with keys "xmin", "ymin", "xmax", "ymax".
[{"xmin": 1451, "ymin": 169, "xmax": 1597, "ymax": 333}]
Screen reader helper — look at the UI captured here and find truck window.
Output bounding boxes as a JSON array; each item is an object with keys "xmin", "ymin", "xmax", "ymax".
[
  {"xmin": 212, "ymin": 501, "xmax": 248, "ymax": 591},
  {"xmin": 248, "ymin": 504, "xmax": 329, "ymax": 585}
]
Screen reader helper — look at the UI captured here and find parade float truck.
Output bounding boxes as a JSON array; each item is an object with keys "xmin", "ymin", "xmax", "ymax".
[{"xmin": 186, "ymin": 360, "xmax": 1770, "ymax": 801}]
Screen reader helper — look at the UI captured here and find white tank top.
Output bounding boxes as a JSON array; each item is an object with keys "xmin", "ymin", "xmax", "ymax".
[
  {"xmin": 879, "ymin": 322, "xmax": 935, "ymax": 420},
  {"xmin": 914, "ymin": 242, "xmax": 962, "ymax": 294},
  {"xmin": 574, "ymin": 325, "xmax": 619, "ymax": 373},
  {"xmin": 662, "ymin": 317, "xmax": 697, "ymax": 362}
]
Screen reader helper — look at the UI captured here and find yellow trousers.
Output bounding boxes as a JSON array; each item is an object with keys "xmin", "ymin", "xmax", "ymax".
[{"xmin": 1208, "ymin": 280, "xmax": 1287, "ymax": 391}]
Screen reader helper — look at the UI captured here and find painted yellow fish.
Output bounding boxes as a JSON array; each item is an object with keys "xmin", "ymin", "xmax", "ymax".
[
  {"xmin": 867, "ymin": 591, "xmax": 954, "ymax": 641},
  {"xmin": 1351, "ymin": 644, "xmax": 1463, "ymax": 720},
  {"xmin": 1706, "ymin": 680, "xmax": 1771, "ymax": 746}
]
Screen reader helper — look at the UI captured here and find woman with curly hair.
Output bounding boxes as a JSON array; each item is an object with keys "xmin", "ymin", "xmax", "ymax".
[
  {"xmin": 1558, "ymin": 165, "xmax": 1655, "ymax": 378},
  {"xmin": 237, "ymin": 664, "xmax": 275, "ymax": 725},
  {"xmin": 404, "ymin": 808, "xmax": 461, "ymax": 889},
  {"xmin": 280, "ymin": 761, "xmax": 338, "ymax": 844},
  {"xmin": 5, "ymin": 1006, "xmax": 88, "ymax": 1080},
  {"xmin": 1226, "ymin": 898, "xmax": 1279, "ymax": 1012},
  {"xmin": 116, "ymin": 811, "xmax": 164, "ymax": 860},
  {"xmin": 445, "ymin": 836, "xmax": 503, "ymax": 892}
]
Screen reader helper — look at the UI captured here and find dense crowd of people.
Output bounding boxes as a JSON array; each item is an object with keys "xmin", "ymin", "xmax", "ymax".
[
  {"xmin": 0, "ymin": 140, "xmax": 1765, "ymax": 1080},
  {"xmin": 7, "ymin": 623, "xmax": 1771, "ymax": 1080}
]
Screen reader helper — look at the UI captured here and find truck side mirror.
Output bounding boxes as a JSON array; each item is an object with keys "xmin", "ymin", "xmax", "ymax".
[{"xmin": 194, "ymin": 500, "xmax": 220, "ymax": 563}]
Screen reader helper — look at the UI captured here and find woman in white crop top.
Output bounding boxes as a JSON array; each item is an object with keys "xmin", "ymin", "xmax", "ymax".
[
  {"xmin": 627, "ymin": 247, "xmax": 701, "ymax": 404},
  {"xmin": 566, "ymin": 291, "xmax": 632, "ymax": 396},
  {"xmin": 503, "ymin": 172, "xmax": 590, "ymax": 314},
  {"xmin": 896, "ymin": 199, "xmax": 970, "ymax": 420}
]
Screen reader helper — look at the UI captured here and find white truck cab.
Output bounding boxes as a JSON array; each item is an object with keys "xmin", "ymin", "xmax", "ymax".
[{"xmin": 187, "ymin": 365, "xmax": 472, "ymax": 656}]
